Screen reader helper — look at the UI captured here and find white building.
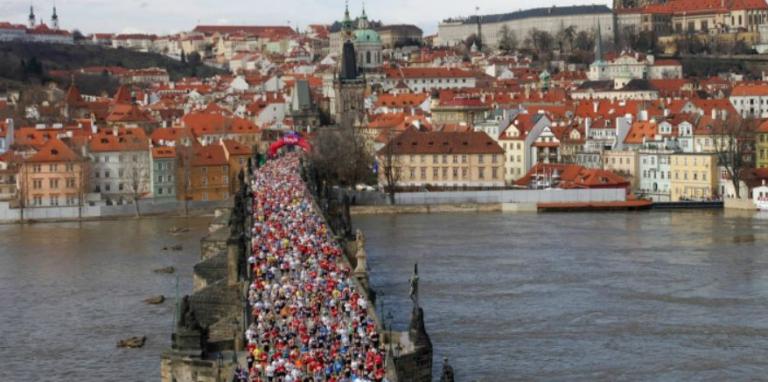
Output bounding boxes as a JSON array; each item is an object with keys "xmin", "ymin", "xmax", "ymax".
[
  {"xmin": 437, "ymin": 5, "xmax": 614, "ymax": 49},
  {"xmin": 380, "ymin": 67, "xmax": 476, "ymax": 93},
  {"xmin": 730, "ymin": 84, "xmax": 768, "ymax": 118}
]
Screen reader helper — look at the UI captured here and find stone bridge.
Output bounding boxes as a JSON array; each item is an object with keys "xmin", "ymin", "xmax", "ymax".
[{"xmin": 161, "ymin": 155, "xmax": 434, "ymax": 382}]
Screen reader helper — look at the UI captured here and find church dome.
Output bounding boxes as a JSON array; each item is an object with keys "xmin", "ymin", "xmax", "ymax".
[{"xmin": 354, "ymin": 29, "xmax": 380, "ymax": 43}]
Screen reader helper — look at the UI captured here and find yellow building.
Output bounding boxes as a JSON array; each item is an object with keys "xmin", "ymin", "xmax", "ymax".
[
  {"xmin": 377, "ymin": 130, "xmax": 504, "ymax": 188},
  {"xmin": 757, "ymin": 121, "xmax": 768, "ymax": 168},
  {"xmin": 603, "ymin": 150, "xmax": 639, "ymax": 192},
  {"xmin": 670, "ymin": 153, "xmax": 719, "ymax": 201}
]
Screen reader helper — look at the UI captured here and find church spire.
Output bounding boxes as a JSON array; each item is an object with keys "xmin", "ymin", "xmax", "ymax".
[
  {"xmin": 342, "ymin": 0, "xmax": 353, "ymax": 41},
  {"xmin": 358, "ymin": 1, "xmax": 369, "ymax": 29},
  {"xmin": 28, "ymin": 5, "xmax": 36, "ymax": 29},
  {"xmin": 51, "ymin": 3, "xmax": 59, "ymax": 30}
]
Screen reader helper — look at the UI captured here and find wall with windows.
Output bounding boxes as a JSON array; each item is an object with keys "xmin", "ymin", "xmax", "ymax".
[{"xmin": 21, "ymin": 161, "xmax": 86, "ymax": 208}]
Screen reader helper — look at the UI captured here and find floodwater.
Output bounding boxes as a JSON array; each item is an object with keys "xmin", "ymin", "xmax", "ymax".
[
  {"xmin": 355, "ymin": 210, "xmax": 768, "ymax": 381},
  {"xmin": 0, "ymin": 217, "xmax": 211, "ymax": 382}
]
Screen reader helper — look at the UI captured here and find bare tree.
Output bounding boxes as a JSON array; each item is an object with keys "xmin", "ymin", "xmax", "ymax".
[
  {"xmin": 713, "ymin": 115, "xmax": 756, "ymax": 199},
  {"xmin": 15, "ymin": 157, "xmax": 27, "ymax": 224},
  {"xmin": 497, "ymin": 25, "xmax": 518, "ymax": 53},
  {"xmin": 76, "ymin": 158, "xmax": 90, "ymax": 220},
  {"xmin": 176, "ymin": 145, "xmax": 194, "ymax": 216},
  {"xmin": 124, "ymin": 157, "xmax": 149, "ymax": 217},
  {"xmin": 308, "ymin": 126, "xmax": 374, "ymax": 188},
  {"xmin": 380, "ymin": 129, "xmax": 402, "ymax": 205}
]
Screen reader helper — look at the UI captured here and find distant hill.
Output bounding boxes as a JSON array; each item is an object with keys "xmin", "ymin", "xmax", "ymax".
[{"xmin": 0, "ymin": 41, "xmax": 226, "ymax": 90}]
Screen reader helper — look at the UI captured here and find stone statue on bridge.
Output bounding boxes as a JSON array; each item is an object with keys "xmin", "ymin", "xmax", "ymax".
[
  {"xmin": 354, "ymin": 229, "xmax": 367, "ymax": 275},
  {"xmin": 409, "ymin": 263, "xmax": 419, "ymax": 308}
]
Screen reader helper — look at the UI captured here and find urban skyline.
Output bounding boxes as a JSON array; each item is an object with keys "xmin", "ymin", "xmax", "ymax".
[{"xmin": 3, "ymin": 0, "xmax": 612, "ymax": 34}]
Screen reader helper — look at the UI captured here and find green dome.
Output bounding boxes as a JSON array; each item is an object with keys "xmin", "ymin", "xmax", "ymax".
[{"xmin": 354, "ymin": 29, "xmax": 380, "ymax": 43}]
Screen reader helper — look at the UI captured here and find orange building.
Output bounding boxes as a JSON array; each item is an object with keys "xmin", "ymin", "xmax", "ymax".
[
  {"xmin": 177, "ymin": 144, "xmax": 230, "ymax": 202},
  {"xmin": 20, "ymin": 139, "xmax": 88, "ymax": 208},
  {"xmin": 220, "ymin": 139, "xmax": 252, "ymax": 194}
]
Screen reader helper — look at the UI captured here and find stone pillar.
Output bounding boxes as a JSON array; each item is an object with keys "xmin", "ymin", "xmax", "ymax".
[{"xmin": 227, "ymin": 237, "xmax": 240, "ymax": 287}]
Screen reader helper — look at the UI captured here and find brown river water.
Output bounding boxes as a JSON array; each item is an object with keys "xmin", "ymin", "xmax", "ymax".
[
  {"xmin": 3, "ymin": 211, "xmax": 768, "ymax": 381},
  {"xmin": 355, "ymin": 210, "xmax": 768, "ymax": 381},
  {"xmin": 0, "ymin": 217, "xmax": 211, "ymax": 381}
]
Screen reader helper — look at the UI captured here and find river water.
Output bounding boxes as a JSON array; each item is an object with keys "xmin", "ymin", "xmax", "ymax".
[
  {"xmin": 0, "ymin": 217, "xmax": 211, "ymax": 382},
  {"xmin": 355, "ymin": 210, "xmax": 768, "ymax": 381}
]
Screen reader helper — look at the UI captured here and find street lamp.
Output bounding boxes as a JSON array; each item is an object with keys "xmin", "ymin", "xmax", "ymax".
[
  {"xmin": 216, "ymin": 352, "xmax": 224, "ymax": 382},
  {"xmin": 385, "ymin": 311, "xmax": 394, "ymax": 355}
]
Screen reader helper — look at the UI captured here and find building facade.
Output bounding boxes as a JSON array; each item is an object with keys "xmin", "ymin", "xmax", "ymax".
[
  {"xmin": 151, "ymin": 147, "xmax": 177, "ymax": 199},
  {"xmin": 437, "ymin": 5, "xmax": 614, "ymax": 48},
  {"xmin": 20, "ymin": 139, "xmax": 86, "ymax": 208},
  {"xmin": 670, "ymin": 153, "xmax": 719, "ymax": 201},
  {"xmin": 377, "ymin": 130, "xmax": 505, "ymax": 188}
]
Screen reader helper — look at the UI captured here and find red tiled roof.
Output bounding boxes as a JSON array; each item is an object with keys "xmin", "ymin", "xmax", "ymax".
[
  {"xmin": 625, "ymin": 121, "xmax": 658, "ymax": 144},
  {"xmin": 191, "ymin": 144, "xmax": 228, "ymax": 166},
  {"xmin": 383, "ymin": 67, "xmax": 475, "ymax": 79},
  {"xmin": 731, "ymin": 84, "xmax": 768, "ymax": 97},
  {"xmin": 517, "ymin": 163, "xmax": 630, "ymax": 189},
  {"xmin": 221, "ymin": 139, "xmax": 252, "ymax": 156},
  {"xmin": 377, "ymin": 130, "xmax": 503, "ymax": 156},
  {"xmin": 152, "ymin": 146, "xmax": 177, "ymax": 159},
  {"xmin": 26, "ymin": 139, "xmax": 80, "ymax": 163},
  {"xmin": 193, "ymin": 25, "xmax": 295, "ymax": 38},
  {"xmin": 89, "ymin": 128, "xmax": 148, "ymax": 152}
]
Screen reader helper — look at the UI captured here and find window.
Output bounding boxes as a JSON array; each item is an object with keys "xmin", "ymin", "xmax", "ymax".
[
  {"xmin": 158, "ymin": 187, "xmax": 164, "ymax": 195},
  {"xmin": 420, "ymin": 167, "xmax": 426, "ymax": 180},
  {"xmin": 492, "ymin": 155, "xmax": 498, "ymax": 164},
  {"xmin": 105, "ymin": 171, "xmax": 111, "ymax": 178},
  {"xmin": 224, "ymin": 176, "xmax": 229, "ymax": 185},
  {"xmin": 33, "ymin": 195, "xmax": 42, "ymax": 206},
  {"xmin": 66, "ymin": 195, "xmax": 77, "ymax": 206},
  {"xmin": 33, "ymin": 165, "xmax": 41, "ymax": 173},
  {"xmin": 105, "ymin": 183, "xmax": 111, "ymax": 192},
  {"xmin": 442, "ymin": 167, "xmax": 448, "ymax": 179},
  {"xmin": 462, "ymin": 155, "xmax": 468, "ymax": 163},
  {"xmin": 202, "ymin": 192, "xmax": 208, "ymax": 201},
  {"xmin": 479, "ymin": 167, "xmax": 485, "ymax": 179},
  {"xmin": 66, "ymin": 163, "xmax": 74, "ymax": 172},
  {"xmin": 49, "ymin": 178, "xmax": 59, "ymax": 189},
  {"xmin": 49, "ymin": 164, "xmax": 58, "ymax": 172},
  {"xmin": 32, "ymin": 179, "xmax": 42, "ymax": 189},
  {"xmin": 433, "ymin": 168, "xmax": 439, "ymax": 178},
  {"xmin": 479, "ymin": 155, "xmax": 485, "ymax": 164},
  {"xmin": 66, "ymin": 178, "xmax": 75, "ymax": 188},
  {"xmin": 492, "ymin": 167, "xmax": 498, "ymax": 179},
  {"xmin": 462, "ymin": 168, "xmax": 468, "ymax": 178},
  {"xmin": 50, "ymin": 195, "xmax": 59, "ymax": 206}
]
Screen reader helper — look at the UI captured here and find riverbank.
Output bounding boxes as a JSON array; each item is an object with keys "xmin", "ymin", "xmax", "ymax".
[
  {"xmin": 0, "ymin": 199, "xmax": 227, "ymax": 225},
  {"xmin": 352, "ymin": 201, "xmax": 730, "ymax": 215}
]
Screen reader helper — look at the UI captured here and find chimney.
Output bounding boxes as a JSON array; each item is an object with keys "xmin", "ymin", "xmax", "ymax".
[
  {"xmin": 585, "ymin": 117, "xmax": 592, "ymax": 138},
  {"xmin": 711, "ymin": 108, "xmax": 718, "ymax": 120},
  {"xmin": 112, "ymin": 125, "xmax": 119, "ymax": 137},
  {"xmin": 593, "ymin": 101, "xmax": 599, "ymax": 114},
  {"xmin": 5, "ymin": 118, "xmax": 14, "ymax": 148}
]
